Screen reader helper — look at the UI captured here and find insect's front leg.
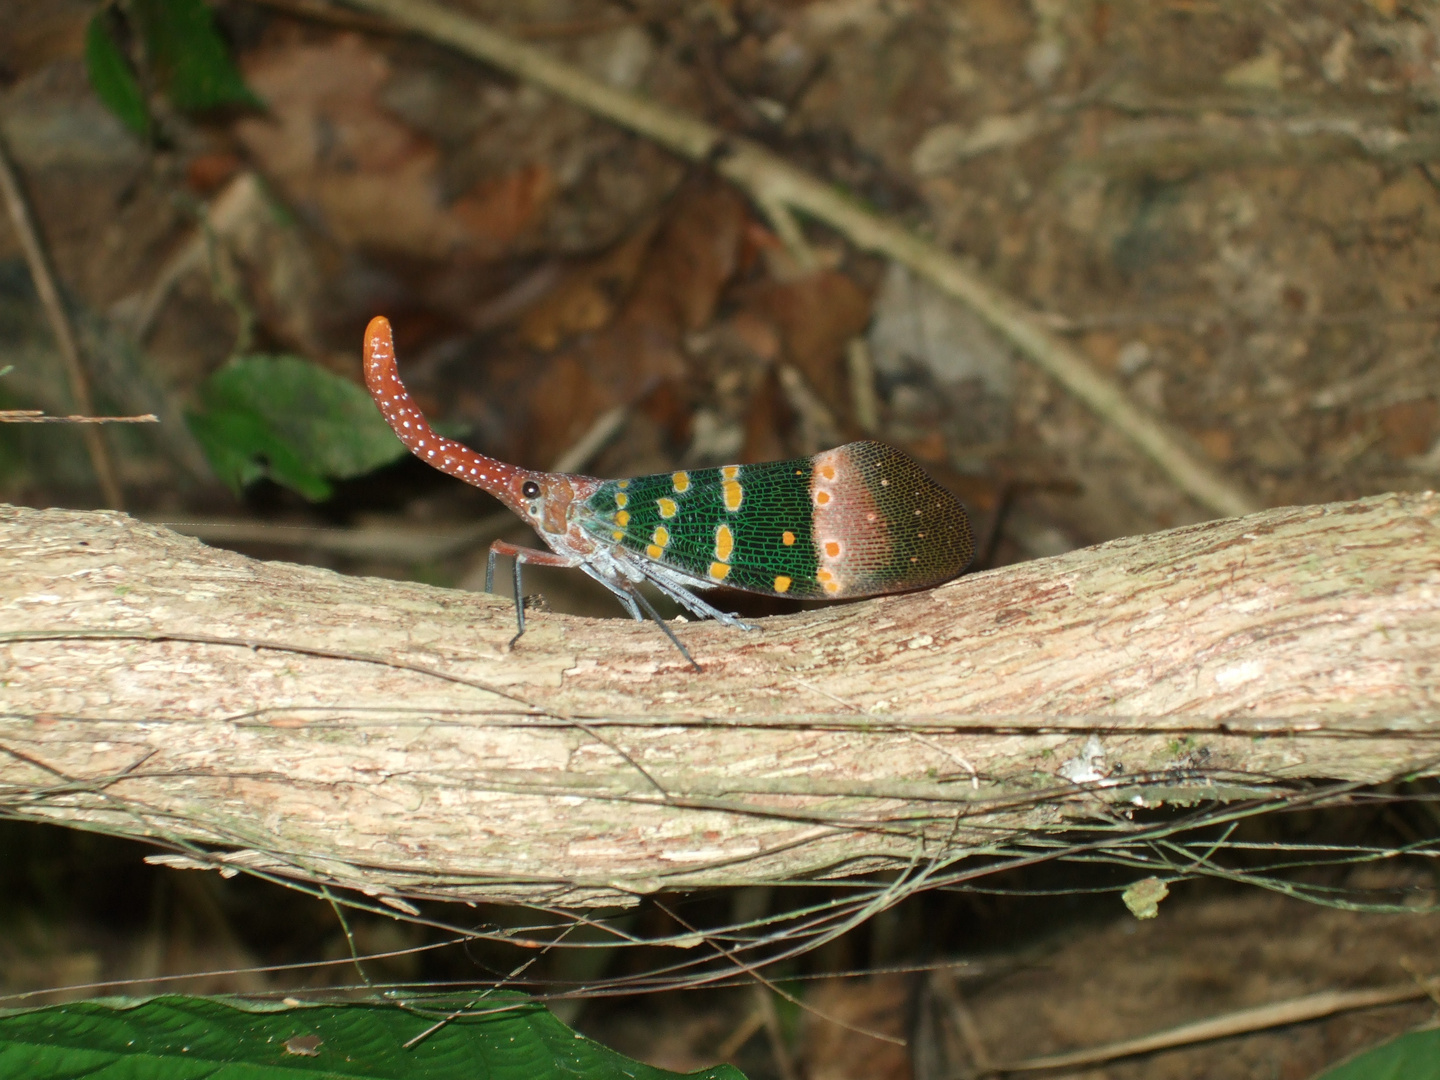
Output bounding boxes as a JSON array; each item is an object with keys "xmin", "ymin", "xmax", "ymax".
[{"xmin": 486, "ymin": 540, "xmax": 584, "ymax": 648}]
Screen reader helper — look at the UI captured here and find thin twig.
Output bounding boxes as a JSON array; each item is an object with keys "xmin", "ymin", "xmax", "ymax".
[
  {"xmin": 989, "ymin": 979, "xmax": 1440, "ymax": 1073},
  {"xmin": 714, "ymin": 1006, "xmax": 767, "ymax": 1060},
  {"xmin": 1075, "ymin": 121, "xmax": 1440, "ymax": 177},
  {"xmin": 245, "ymin": 0, "xmax": 400, "ymax": 33},
  {"xmin": 0, "ymin": 411, "xmax": 159, "ymax": 424},
  {"xmin": 755, "ymin": 197, "xmax": 819, "ymax": 273},
  {"xmin": 330, "ymin": 0, "xmax": 1261, "ymax": 520},
  {"xmin": 845, "ymin": 338, "xmax": 881, "ymax": 435},
  {"xmin": 753, "ymin": 984, "xmax": 800, "ymax": 1080},
  {"xmin": 929, "ymin": 964, "xmax": 993, "ymax": 1074},
  {"xmin": 252, "ymin": 0, "xmax": 642, "ymax": 40},
  {"xmin": 0, "ymin": 135, "xmax": 126, "ymax": 508}
]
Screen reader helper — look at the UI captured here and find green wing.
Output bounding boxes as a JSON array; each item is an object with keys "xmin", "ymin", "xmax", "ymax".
[{"xmin": 576, "ymin": 442, "xmax": 971, "ymax": 600}]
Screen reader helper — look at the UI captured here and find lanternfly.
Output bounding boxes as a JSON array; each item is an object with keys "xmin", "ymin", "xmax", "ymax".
[{"xmin": 363, "ymin": 316, "xmax": 973, "ymax": 671}]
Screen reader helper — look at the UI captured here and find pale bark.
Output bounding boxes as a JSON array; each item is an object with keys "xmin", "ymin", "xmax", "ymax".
[{"xmin": 1, "ymin": 493, "xmax": 1437, "ymax": 907}]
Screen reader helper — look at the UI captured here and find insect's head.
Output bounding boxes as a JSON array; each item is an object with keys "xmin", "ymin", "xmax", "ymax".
[{"xmin": 509, "ymin": 473, "xmax": 573, "ymax": 536}]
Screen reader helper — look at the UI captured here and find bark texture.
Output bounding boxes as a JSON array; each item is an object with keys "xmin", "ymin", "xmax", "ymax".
[{"xmin": 1, "ymin": 493, "xmax": 1438, "ymax": 907}]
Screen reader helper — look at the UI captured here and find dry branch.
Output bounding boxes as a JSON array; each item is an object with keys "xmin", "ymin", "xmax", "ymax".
[{"xmin": 2, "ymin": 494, "xmax": 1438, "ymax": 907}]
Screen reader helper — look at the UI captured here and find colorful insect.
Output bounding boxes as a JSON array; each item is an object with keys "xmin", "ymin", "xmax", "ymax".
[{"xmin": 363, "ymin": 316, "xmax": 973, "ymax": 670}]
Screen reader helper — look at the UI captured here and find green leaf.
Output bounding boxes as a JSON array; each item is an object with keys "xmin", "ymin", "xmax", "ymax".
[
  {"xmin": 84, "ymin": 13, "xmax": 151, "ymax": 137},
  {"xmin": 0, "ymin": 994, "xmax": 749, "ymax": 1080},
  {"xmin": 188, "ymin": 401, "xmax": 331, "ymax": 500},
  {"xmin": 1312, "ymin": 1027, "xmax": 1440, "ymax": 1079},
  {"xmin": 188, "ymin": 355, "xmax": 408, "ymax": 501},
  {"xmin": 132, "ymin": 0, "xmax": 261, "ymax": 113}
]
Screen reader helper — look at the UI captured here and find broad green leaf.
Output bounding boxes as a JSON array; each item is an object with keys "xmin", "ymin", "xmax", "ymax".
[
  {"xmin": 132, "ymin": 0, "xmax": 261, "ymax": 113},
  {"xmin": 1311, "ymin": 1027, "xmax": 1440, "ymax": 1079},
  {"xmin": 84, "ymin": 13, "xmax": 150, "ymax": 137},
  {"xmin": 0, "ymin": 994, "xmax": 748, "ymax": 1080},
  {"xmin": 188, "ymin": 355, "xmax": 407, "ymax": 501},
  {"xmin": 189, "ymin": 401, "xmax": 331, "ymax": 500}
]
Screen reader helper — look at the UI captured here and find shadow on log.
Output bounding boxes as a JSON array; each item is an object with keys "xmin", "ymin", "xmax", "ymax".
[{"xmin": 1, "ymin": 492, "xmax": 1437, "ymax": 908}]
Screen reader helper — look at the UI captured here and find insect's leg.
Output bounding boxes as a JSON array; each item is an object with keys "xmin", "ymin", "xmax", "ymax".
[
  {"xmin": 637, "ymin": 563, "xmax": 756, "ymax": 631},
  {"xmin": 512, "ymin": 557, "xmax": 524, "ymax": 640},
  {"xmin": 574, "ymin": 562, "xmax": 643, "ymax": 621},
  {"xmin": 626, "ymin": 584, "xmax": 702, "ymax": 674},
  {"xmin": 573, "ymin": 563, "xmax": 701, "ymax": 672},
  {"xmin": 487, "ymin": 540, "xmax": 583, "ymax": 649}
]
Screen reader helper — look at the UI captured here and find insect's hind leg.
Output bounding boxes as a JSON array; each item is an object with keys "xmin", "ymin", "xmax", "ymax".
[
  {"xmin": 639, "ymin": 564, "xmax": 757, "ymax": 631},
  {"xmin": 625, "ymin": 584, "xmax": 703, "ymax": 673},
  {"xmin": 577, "ymin": 564, "xmax": 703, "ymax": 672},
  {"xmin": 486, "ymin": 540, "xmax": 584, "ymax": 649}
]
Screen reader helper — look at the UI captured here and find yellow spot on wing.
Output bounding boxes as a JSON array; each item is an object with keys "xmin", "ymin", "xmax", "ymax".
[
  {"xmin": 647, "ymin": 544, "xmax": 664, "ymax": 559},
  {"xmin": 615, "ymin": 492, "xmax": 628, "ymax": 508},
  {"xmin": 613, "ymin": 530, "xmax": 625, "ymax": 541},
  {"xmin": 722, "ymin": 480, "xmax": 743, "ymax": 511},
  {"xmin": 658, "ymin": 497, "xmax": 678, "ymax": 518},
  {"xmin": 652, "ymin": 526, "xmax": 670, "ymax": 546},
  {"xmin": 773, "ymin": 575, "xmax": 792, "ymax": 593},
  {"xmin": 617, "ymin": 480, "xmax": 629, "ymax": 489},
  {"xmin": 714, "ymin": 524, "xmax": 734, "ymax": 562},
  {"xmin": 816, "ymin": 568, "xmax": 833, "ymax": 582},
  {"xmin": 721, "ymin": 465, "xmax": 740, "ymax": 481},
  {"xmin": 616, "ymin": 510, "xmax": 630, "ymax": 526},
  {"xmin": 782, "ymin": 530, "xmax": 795, "ymax": 546},
  {"xmin": 672, "ymin": 471, "xmax": 690, "ymax": 493},
  {"xmin": 709, "ymin": 561, "xmax": 731, "ymax": 581},
  {"xmin": 823, "ymin": 580, "xmax": 841, "ymax": 594}
]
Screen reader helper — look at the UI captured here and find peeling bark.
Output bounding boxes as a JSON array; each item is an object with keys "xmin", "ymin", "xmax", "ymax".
[{"xmin": 1, "ymin": 493, "xmax": 1438, "ymax": 907}]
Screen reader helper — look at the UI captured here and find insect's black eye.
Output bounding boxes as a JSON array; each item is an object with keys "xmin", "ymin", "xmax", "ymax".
[{"xmin": 521, "ymin": 480, "xmax": 541, "ymax": 499}]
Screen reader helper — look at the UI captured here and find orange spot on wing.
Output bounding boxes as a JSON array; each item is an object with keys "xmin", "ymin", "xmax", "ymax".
[
  {"xmin": 816, "ymin": 568, "xmax": 833, "ymax": 582},
  {"xmin": 714, "ymin": 524, "xmax": 734, "ymax": 562},
  {"xmin": 723, "ymin": 480, "xmax": 743, "ymax": 511},
  {"xmin": 823, "ymin": 580, "xmax": 841, "ymax": 594},
  {"xmin": 782, "ymin": 530, "xmax": 796, "ymax": 546},
  {"xmin": 824, "ymin": 541, "xmax": 841, "ymax": 557},
  {"xmin": 721, "ymin": 465, "xmax": 740, "ymax": 481},
  {"xmin": 819, "ymin": 463, "xmax": 836, "ymax": 480},
  {"xmin": 773, "ymin": 575, "xmax": 792, "ymax": 593},
  {"xmin": 647, "ymin": 544, "xmax": 664, "ymax": 559},
  {"xmin": 709, "ymin": 561, "xmax": 732, "ymax": 581},
  {"xmin": 672, "ymin": 471, "xmax": 690, "ymax": 493},
  {"xmin": 815, "ymin": 490, "xmax": 831, "ymax": 505}
]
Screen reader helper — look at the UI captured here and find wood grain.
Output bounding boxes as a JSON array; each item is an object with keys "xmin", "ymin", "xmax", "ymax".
[{"xmin": 2, "ymin": 493, "xmax": 1437, "ymax": 906}]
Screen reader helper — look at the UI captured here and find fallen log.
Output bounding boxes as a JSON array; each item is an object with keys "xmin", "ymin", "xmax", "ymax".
[{"xmin": 1, "ymin": 492, "xmax": 1437, "ymax": 907}]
